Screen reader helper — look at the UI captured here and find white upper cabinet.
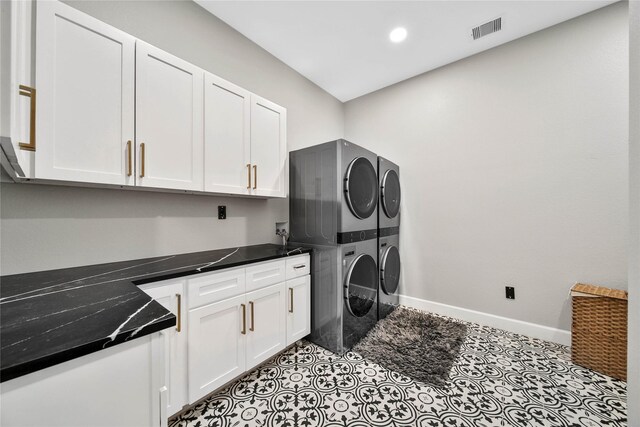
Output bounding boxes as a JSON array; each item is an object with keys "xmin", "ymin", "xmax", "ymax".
[
  {"xmin": 0, "ymin": 0, "xmax": 35, "ymax": 179},
  {"xmin": 3, "ymin": 0, "xmax": 287, "ymax": 198},
  {"xmin": 136, "ymin": 41, "xmax": 204, "ymax": 191},
  {"xmin": 203, "ymin": 73, "xmax": 251, "ymax": 195},
  {"xmin": 204, "ymin": 76, "xmax": 287, "ymax": 198},
  {"xmin": 250, "ymin": 95, "xmax": 287, "ymax": 198},
  {"xmin": 35, "ymin": 0, "xmax": 135, "ymax": 185}
]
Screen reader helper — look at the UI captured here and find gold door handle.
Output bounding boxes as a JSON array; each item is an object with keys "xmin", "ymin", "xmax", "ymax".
[
  {"xmin": 175, "ymin": 293, "xmax": 182, "ymax": 333},
  {"xmin": 249, "ymin": 301, "xmax": 255, "ymax": 331},
  {"xmin": 241, "ymin": 304, "xmax": 246, "ymax": 335},
  {"xmin": 126, "ymin": 141, "xmax": 132, "ymax": 177},
  {"xmin": 246, "ymin": 163, "xmax": 251, "ymax": 189},
  {"xmin": 139, "ymin": 143, "xmax": 145, "ymax": 178},
  {"xmin": 253, "ymin": 165, "xmax": 257, "ymax": 189},
  {"xmin": 18, "ymin": 85, "xmax": 36, "ymax": 151},
  {"xmin": 289, "ymin": 288, "xmax": 294, "ymax": 313}
]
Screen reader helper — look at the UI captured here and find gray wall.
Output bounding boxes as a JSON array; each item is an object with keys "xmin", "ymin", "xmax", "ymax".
[
  {"xmin": 345, "ymin": 3, "xmax": 629, "ymax": 331},
  {"xmin": 628, "ymin": 0, "xmax": 639, "ymax": 423},
  {"xmin": 0, "ymin": 0, "xmax": 344, "ymax": 275}
]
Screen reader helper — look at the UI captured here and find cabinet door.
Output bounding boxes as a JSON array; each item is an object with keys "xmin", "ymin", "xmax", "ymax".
[
  {"xmin": 250, "ymin": 95, "xmax": 286, "ymax": 198},
  {"xmin": 0, "ymin": 0, "xmax": 34, "ymax": 179},
  {"xmin": 140, "ymin": 281, "xmax": 187, "ymax": 417},
  {"xmin": 286, "ymin": 275, "xmax": 311, "ymax": 346},
  {"xmin": 136, "ymin": 41, "xmax": 203, "ymax": 191},
  {"xmin": 204, "ymin": 73, "xmax": 251, "ymax": 195},
  {"xmin": 35, "ymin": 0, "xmax": 135, "ymax": 185},
  {"xmin": 245, "ymin": 282, "xmax": 286, "ymax": 370},
  {"xmin": 188, "ymin": 294, "xmax": 246, "ymax": 403}
]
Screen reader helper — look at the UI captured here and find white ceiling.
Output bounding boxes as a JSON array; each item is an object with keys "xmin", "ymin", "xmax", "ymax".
[{"xmin": 196, "ymin": 1, "xmax": 617, "ymax": 102}]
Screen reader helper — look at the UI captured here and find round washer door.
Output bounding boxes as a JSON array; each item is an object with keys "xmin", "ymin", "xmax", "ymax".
[
  {"xmin": 344, "ymin": 253, "xmax": 377, "ymax": 317},
  {"xmin": 380, "ymin": 245, "xmax": 400, "ymax": 295},
  {"xmin": 381, "ymin": 169, "xmax": 401, "ymax": 219},
  {"xmin": 344, "ymin": 157, "xmax": 378, "ymax": 220}
]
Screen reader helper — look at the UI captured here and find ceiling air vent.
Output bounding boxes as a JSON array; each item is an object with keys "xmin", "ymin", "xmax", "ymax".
[{"xmin": 471, "ymin": 17, "xmax": 502, "ymax": 40}]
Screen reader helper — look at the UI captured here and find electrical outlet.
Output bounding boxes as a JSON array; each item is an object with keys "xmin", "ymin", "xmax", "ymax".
[
  {"xmin": 505, "ymin": 286, "xmax": 515, "ymax": 300},
  {"xmin": 218, "ymin": 206, "xmax": 226, "ymax": 220}
]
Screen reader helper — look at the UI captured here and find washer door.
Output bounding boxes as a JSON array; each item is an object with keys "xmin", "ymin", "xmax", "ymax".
[
  {"xmin": 344, "ymin": 254, "xmax": 377, "ymax": 317},
  {"xmin": 344, "ymin": 157, "xmax": 378, "ymax": 220},
  {"xmin": 380, "ymin": 245, "xmax": 400, "ymax": 295},
  {"xmin": 381, "ymin": 169, "xmax": 401, "ymax": 219}
]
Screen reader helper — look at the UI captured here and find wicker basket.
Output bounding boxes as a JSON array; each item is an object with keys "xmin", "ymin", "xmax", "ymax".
[{"xmin": 571, "ymin": 283, "xmax": 628, "ymax": 381}]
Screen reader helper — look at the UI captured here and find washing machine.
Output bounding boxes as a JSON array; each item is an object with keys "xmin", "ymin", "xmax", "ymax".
[
  {"xmin": 378, "ymin": 233, "xmax": 400, "ymax": 320},
  {"xmin": 378, "ymin": 157, "xmax": 401, "ymax": 319},
  {"xmin": 342, "ymin": 238, "xmax": 379, "ymax": 350},
  {"xmin": 289, "ymin": 139, "xmax": 380, "ymax": 354}
]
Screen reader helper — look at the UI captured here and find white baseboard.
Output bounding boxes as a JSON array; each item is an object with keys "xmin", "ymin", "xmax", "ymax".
[{"xmin": 399, "ymin": 295, "xmax": 571, "ymax": 346}]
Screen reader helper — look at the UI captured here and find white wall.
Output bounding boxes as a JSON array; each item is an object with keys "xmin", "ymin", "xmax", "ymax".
[
  {"xmin": 0, "ymin": 0, "xmax": 344, "ymax": 275},
  {"xmin": 628, "ymin": 0, "xmax": 639, "ymax": 423},
  {"xmin": 345, "ymin": 3, "xmax": 629, "ymax": 332}
]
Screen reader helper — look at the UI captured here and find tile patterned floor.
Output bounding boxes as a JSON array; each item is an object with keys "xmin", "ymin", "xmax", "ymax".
[{"xmin": 169, "ymin": 310, "xmax": 627, "ymax": 427}]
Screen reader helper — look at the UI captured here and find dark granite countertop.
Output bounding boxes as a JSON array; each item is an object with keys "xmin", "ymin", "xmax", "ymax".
[{"xmin": 0, "ymin": 244, "xmax": 311, "ymax": 382}]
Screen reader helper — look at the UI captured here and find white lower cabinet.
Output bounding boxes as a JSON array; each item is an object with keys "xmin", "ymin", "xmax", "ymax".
[
  {"xmin": 245, "ymin": 283, "xmax": 287, "ymax": 368},
  {"xmin": 286, "ymin": 275, "xmax": 311, "ymax": 346},
  {"xmin": 0, "ymin": 334, "xmax": 165, "ymax": 427},
  {"xmin": 142, "ymin": 254, "xmax": 309, "ymax": 411},
  {"xmin": 140, "ymin": 280, "xmax": 188, "ymax": 417},
  {"xmin": 187, "ymin": 294, "xmax": 246, "ymax": 403}
]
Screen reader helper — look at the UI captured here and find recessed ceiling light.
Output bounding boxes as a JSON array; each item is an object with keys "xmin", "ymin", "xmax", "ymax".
[{"xmin": 389, "ymin": 27, "xmax": 407, "ymax": 43}]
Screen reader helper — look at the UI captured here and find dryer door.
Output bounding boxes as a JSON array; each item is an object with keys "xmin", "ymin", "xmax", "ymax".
[
  {"xmin": 344, "ymin": 254, "xmax": 377, "ymax": 317},
  {"xmin": 381, "ymin": 169, "xmax": 401, "ymax": 219},
  {"xmin": 380, "ymin": 245, "xmax": 400, "ymax": 295},
  {"xmin": 344, "ymin": 157, "xmax": 378, "ymax": 220}
]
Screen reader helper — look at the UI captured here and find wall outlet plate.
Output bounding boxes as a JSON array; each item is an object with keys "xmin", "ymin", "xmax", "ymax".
[
  {"xmin": 218, "ymin": 206, "xmax": 226, "ymax": 220},
  {"xmin": 505, "ymin": 286, "xmax": 515, "ymax": 300}
]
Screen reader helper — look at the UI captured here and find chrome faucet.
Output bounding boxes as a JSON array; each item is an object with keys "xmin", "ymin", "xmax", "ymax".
[{"xmin": 276, "ymin": 228, "xmax": 289, "ymax": 248}]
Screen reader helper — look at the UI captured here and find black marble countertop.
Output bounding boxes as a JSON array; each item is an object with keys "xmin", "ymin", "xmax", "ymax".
[{"xmin": 0, "ymin": 244, "xmax": 311, "ymax": 382}]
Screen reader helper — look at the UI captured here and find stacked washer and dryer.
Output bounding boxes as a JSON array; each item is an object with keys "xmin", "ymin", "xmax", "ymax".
[
  {"xmin": 289, "ymin": 140, "xmax": 380, "ymax": 354},
  {"xmin": 289, "ymin": 140, "xmax": 401, "ymax": 354},
  {"xmin": 377, "ymin": 157, "xmax": 401, "ymax": 320}
]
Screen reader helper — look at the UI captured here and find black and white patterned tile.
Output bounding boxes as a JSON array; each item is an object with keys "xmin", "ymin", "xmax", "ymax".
[{"xmin": 170, "ymin": 311, "xmax": 627, "ymax": 427}]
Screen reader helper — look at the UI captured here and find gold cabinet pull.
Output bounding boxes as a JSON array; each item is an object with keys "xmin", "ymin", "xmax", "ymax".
[
  {"xmin": 241, "ymin": 304, "xmax": 246, "ymax": 335},
  {"xmin": 253, "ymin": 165, "xmax": 257, "ymax": 189},
  {"xmin": 126, "ymin": 141, "xmax": 132, "ymax": 177},
  {"xmin": 249, "ymin": 301, "xmax": 255, "ymax": 331},
  {"xmin": 18, "ymin": 85, "xmax": 36, "ymax": 151},
  {"xmin": 139, "ymin": 143, "xmax": 145, "ymax": 178},
  {"xmin": 175, "ymin": 293, "xmax": 182, "ymax": 332},
  {"xmin": 246, "ymin": 163, "xmax": 251, "ymax": 189},
  {"xmin": 289, "ymin": 288, "xmax": 294, "ymax": 313}
]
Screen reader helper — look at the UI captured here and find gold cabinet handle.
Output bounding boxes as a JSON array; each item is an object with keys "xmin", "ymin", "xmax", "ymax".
[
  {"xmin": 139, "ymin": 143, "xmax": 145, "ymax": 178},
  {"xmin": 241, "ymin": 303, "xmax": 246, "ymax": 335},
  {"xmin": 246, "ymin": 163, "xmax": 251, "ymax": 189},
  {"xmin": 289, "ymin": 288, "xmax": 294, "ymax": 313},
  {"xmin": 126, "ymin": 141, "xmax": 132, "ymax": 177},
  {"xmin": 175, "ymin": 293, "xmax": 182, "ymax": 333},
  {"xmin": 18, "ymin": 85, "xmax": 36, "ymax": 151},
  {"xmin": 253, "ymin": 165, "xmax": 257, "ymax": 189},
  {"xmin": 249, "ymin": 301, "xmax": 255, "ymax": 331}
]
